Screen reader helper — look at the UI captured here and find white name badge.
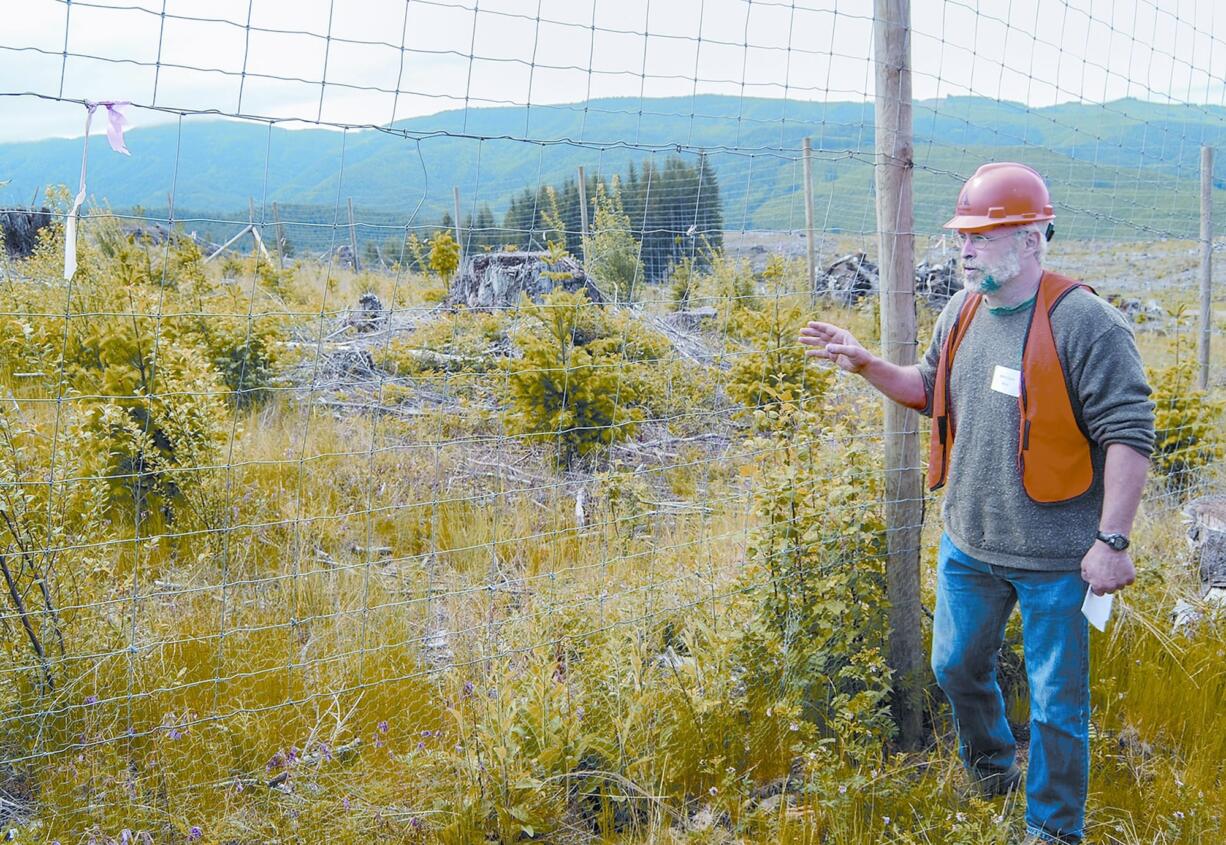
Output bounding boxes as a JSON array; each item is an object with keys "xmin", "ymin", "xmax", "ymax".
[{"xmin": 990, "ymin": 365, "xmax": 1021, "ymax": 397}]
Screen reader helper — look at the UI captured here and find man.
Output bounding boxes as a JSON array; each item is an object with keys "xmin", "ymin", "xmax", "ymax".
[{"xmin": 797, "ymin": 162, "xmax": 1154, "ymax": 844}]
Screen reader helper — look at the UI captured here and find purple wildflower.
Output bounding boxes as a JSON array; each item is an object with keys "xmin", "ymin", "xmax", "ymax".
[
  {"xmin": 409, "ymin": 817, "xmax": 424, "ymax": 830},
  {"xmin": 377, "ymin": 719, "xmax": 389, "ymax": 734},
  {"xmin": 167, "ymin": 727, "xmax": 183, "ymax": 741},
  {"xmin": 84, "ymin": 695, "xmax": 98, "ymax": 705},
  {"xmin": 421, "ymin": 730, "xmax": 432, "ymax": 738},
  {"xmin": 287, "ymin": 745, "xmax": 299, "ymax": 763},
  {"xmin": 416, "ymin": 741, "xmax": 425, "ymax": 751},
  {"xmin": 342, "ymin": 796, "xmax": 351, "ymax": 811},
  {"xmin": 187, "ymin": 826, "xmax": 203, "ymax": 841},
  {"xmin": 462, "ymin": 681, "xmax": 474, "ymax": 697}
]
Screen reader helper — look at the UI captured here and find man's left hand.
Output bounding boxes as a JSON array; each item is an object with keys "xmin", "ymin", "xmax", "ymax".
[{"xmin": 1081, "ymin": 542, "xmax": 1136, "ymax": 596}]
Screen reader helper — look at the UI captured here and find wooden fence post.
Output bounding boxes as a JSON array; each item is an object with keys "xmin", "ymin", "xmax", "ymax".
[
  {"xmin": 803, "ymin": 137, "xmax": 818, "ymax": 302},
  {"xmin": 1200, "ymin": 146, "xmax": 1213, "ymax": 391},
  {"xmin": 874, "ymin": 0, "xmax": 923, "ymax": 749},
  {"xmin": 271, "ymin": 201, "xmax": 287, "ymax": 269},
  {"xmin": 453, "ymin": 186, "xmax": 464, "ymax": 267},
  {"xmin": 577, "ymin": 165, "xmax": 590, "ymax": 263},
  {"xmin": 347, "ymin": 197, "xmax": 361, "ymax": 272}
]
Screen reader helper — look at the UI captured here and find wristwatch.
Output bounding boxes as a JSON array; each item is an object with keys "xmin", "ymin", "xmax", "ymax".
[{"xmin": 1095, "ymin": 530, "xmax": 1130, "ymax": 551}]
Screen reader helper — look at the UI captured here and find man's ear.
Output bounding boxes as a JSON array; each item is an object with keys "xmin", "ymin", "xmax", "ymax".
[{"xmin": 1027, "ymin": 229, "xmax": 1042, "ymax": 257}]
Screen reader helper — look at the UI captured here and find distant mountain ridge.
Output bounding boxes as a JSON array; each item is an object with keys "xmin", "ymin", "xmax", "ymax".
[{"xmin": 2, "ymin": 95, "xmax": 1223, "ymax": 241}]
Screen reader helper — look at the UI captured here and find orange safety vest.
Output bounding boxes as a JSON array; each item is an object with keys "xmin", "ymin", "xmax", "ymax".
[{"xmin": 928, "ymin": 271, "xmax": 1097, "ymax": 505}]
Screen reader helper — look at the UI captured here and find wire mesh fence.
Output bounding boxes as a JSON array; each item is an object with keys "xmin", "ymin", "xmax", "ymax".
[{"xmin": 0, "ymin": 0, "xmax": 1224, "ymax": 841}]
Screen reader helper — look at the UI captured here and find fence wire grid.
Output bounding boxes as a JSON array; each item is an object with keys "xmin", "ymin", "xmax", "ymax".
[{"xmin": 0, "ymin": 0, "xmax": 1224, "ymax": 840}]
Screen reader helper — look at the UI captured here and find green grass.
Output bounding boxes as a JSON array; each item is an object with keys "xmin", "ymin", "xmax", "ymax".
[{"xmin": 0, "ymin": 225, "xmax": 1223, "ymax": 844}]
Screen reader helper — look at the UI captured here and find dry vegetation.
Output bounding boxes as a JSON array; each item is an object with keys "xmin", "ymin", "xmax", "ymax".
[{"xmin": 0, "ymin": 211, "xmax": 1223, "ymax": 844}]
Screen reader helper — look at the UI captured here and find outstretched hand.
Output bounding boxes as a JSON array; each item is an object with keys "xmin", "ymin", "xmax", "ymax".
[{"xmin": 797, "ymin": 321, "xmax": 874, "ymax": 374}]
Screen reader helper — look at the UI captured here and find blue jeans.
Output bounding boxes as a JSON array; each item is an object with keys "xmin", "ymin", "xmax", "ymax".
[{"xmin": 932, "ymin": 533, "xmax": 1090, "ymax": 843}]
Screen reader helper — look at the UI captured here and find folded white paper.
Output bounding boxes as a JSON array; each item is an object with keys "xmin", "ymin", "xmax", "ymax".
[{"xmin": 1082, "ymin": 587, "xmax": 1114, "ymax": 632}]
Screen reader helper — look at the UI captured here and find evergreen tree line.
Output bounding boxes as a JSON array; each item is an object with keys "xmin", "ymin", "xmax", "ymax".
[
  {"xmin": 453, "ymin": 155, "xmax": 723, "ymax": 283},
  {"xmin": 132, "ymin": 156, "xmax": 723, "ymax": 281}
]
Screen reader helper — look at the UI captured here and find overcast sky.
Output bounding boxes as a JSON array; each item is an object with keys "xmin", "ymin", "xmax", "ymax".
[{"xmin": 1, "ymin": 0, "xmax": 1223, "ymax": 143}]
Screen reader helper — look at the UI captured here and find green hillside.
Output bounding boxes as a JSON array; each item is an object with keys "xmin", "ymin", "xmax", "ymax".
[{"xmin": 2, "ymin": 95, "xmax": 1224, "ymax": 247}]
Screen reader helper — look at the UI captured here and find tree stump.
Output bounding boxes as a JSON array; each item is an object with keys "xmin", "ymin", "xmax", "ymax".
[
  {"xmin": 0, "ymin": 208, "xmax": 53, "ymax": 259},
  {"xmin": 345, "ymin": 292, "xmax": 386, "ymax": 333},
  {"xmin": 1183, "ymin": 494, "xmax": 1226, "ymax": 594},
  {"xmin": 916, "ymin": 257, "xmax": 962, "ymax": 310},
  {"xmin": 447, "ymin": 251, "xmax": 606, "ymax": 309},
  {"xmin": 816, "ymin": 253, "xmax": 878, "ymax": 306}
]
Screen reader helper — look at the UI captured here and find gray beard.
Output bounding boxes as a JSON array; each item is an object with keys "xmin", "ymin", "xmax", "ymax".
[{"xmin": 964, "ymin": 247, "xmax": 1022, "ymax": 296}]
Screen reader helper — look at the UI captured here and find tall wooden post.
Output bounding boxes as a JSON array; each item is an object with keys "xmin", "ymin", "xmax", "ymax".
[
  {"xmin": 453, "ymin": 186, "xmax": 464, "ymax": 267},
  {"xmin": 347, "ymin": 198, "xmax": 361, "ymax": 272},
  {"xmin": 803, "ymin": 137, "xmax": 818, "ymax": 302},
  {"xmin": 1200, "ymin": 146, "xmax": 1213, "ymax": 391},
  {"xmin": 874, "ymin": 0, "xmax": 923, "ymax": 749},
  {"xmin": 577, "ymin": 165, "xmax": 590, "ymax": 262},
  {"xmin": 271, "ymin": 201, "xmax": 287, "ymax": 269}
]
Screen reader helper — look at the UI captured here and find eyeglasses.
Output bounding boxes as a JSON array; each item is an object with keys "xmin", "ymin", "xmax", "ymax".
[{"xmin": 960, "ymin": 231, "xmax": 1017, "ymax": 248}]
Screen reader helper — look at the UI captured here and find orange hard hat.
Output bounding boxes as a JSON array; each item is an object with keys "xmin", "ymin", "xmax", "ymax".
[{"xmin": 942, "ymin": 162, "xmax": 1055, "ymax": 232}]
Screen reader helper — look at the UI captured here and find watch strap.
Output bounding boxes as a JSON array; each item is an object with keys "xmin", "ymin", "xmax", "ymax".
[{"xmin": 1095, "ymin": 530, "xmax": 1129, "ymax": 551}]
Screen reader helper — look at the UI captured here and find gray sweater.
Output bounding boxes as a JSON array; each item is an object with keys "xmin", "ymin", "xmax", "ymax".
[{"xmin": 916, "ymin": 284, "xmax": 1155, "ymax": 571}]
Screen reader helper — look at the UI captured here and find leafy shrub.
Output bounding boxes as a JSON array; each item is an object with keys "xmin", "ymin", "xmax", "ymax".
[
  {"xmin": 82, "ymin": 343, "xmax": 230, "ymax": 521},
  {"xmin": 176, "ymin": 281, "xmax": 286, "ymax": 407},
  {"xmin": 668, "ymin": 255, "xmax": 699, "ymax": 310},
  {"xmin": 500, "ymin": 289, "xmax": 668, "ymax": 467},
  {"xmin": 0, "ymin": 400, "xmax": 108, "ymax": 692},
  {"xmin": 726, "ymin": 299, "xmax": 834, "ymax": 426},
  {"xmin": 2, "ymin": 212, "xmax": 276, "ymax": 520},
  {"xmin": 428, "ymin": 229, "xmax": 460, "ymax": 281},
  {"xmin": 759, "ymin": 253, "xmax": 792, "ymax": 295},
  {"xmin": 703, "ymin": 253, "xmax": 759, "ymax": 327},
  {"xmin": 737, "ymin": 408, "xmax": 895, "ymax": 757},
  {"xmin": 1149, "ymin": 359, "xmax": 1224, "ymax": 495}
]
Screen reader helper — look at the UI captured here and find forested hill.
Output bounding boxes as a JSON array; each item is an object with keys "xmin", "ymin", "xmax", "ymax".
[{"xmin": 2, "ymin": 95, "xmax": 1225, "ymax": 240}]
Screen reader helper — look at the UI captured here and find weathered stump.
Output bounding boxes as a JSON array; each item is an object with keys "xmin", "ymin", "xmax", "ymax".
[
  {"xmin": 320, "ymin": 244, "xmax": 359, "ymax": 271},
  {"xmin": 448, "ymin": 251, "xmax": 605, "ymax": 309},
  {"xmin": 1184, "ymin": 494, "xmax": 1226, "ymax": 592},
  {"xmin": 345, "ymin": 292, "xmax": 386, "ymax": 333},
  {"xmin": 916, "ymin": 257, "xmax": 962, "ymax": 309},
  {"xmin": 1, "ymin": 208, "xmax": 53, "ymax": 259},
  {"xmin": 816, "ymin": 253, "xmax": 878, "ymax": 306},
  {"xmin": 1173, "ymin": 495, "xmax": 1226, "ymax": 631}
]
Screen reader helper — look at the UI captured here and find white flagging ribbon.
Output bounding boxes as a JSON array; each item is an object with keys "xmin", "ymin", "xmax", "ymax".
[{"xmin": 64, "ymin": 100, "xmax": 131, "ymax": 280}]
